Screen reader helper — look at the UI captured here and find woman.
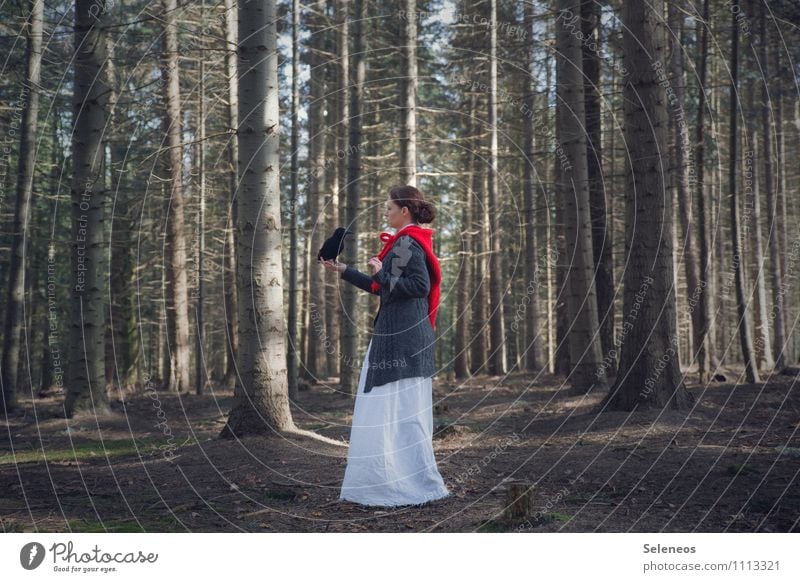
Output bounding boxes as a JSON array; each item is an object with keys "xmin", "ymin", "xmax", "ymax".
[{"xmin": 320, "ymin": 185, "xmax": 450, "ymax": 507}]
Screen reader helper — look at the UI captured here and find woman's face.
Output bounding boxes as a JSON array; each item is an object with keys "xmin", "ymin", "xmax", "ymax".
[{"xmin": 384, "ymin": 199, "xmax": 409, "ymax": 229}]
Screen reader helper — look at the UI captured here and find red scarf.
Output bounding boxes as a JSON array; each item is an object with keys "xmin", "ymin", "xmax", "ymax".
[{"xmin": 370, "ymin": 224, "xmax": 441, "ymax": 330}]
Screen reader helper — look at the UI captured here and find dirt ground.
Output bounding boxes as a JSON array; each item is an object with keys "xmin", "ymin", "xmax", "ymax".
[{"xmin": 1, "ymin": 367, "xmax": 798, "ymax": 533}]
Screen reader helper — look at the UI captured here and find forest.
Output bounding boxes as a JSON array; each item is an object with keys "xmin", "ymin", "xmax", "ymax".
[{"xmin": 0, "ymin": 0, "xmax": 798, "ymax": 533}]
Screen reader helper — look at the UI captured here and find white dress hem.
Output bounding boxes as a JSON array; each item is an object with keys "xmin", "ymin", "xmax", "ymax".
[{"xmin": 339, "ymin": 338, "xmax": 450, "ymax": 508}]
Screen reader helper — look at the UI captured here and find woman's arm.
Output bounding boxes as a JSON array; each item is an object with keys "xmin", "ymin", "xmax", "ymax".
[
  {"xmin": 341, "ymin": 265, "xmax": 380, "ymax": 295},
  {"xmin": 371, "ymin": 237, "xmax": 430, "ymax": 299}
]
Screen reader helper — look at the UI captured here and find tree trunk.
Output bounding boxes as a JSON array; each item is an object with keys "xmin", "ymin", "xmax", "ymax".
[
  {"xmin": 161, "ymin": 0, "xmax": 191, "ymax": 394},
  {"xmin": 1, "ymin": 0, "xmax": 44, "ymax": 413},
  {"xmin": 555, "ymin": 0, "xmax": 606, "ymax": 392},
  {"xmin": 400, "ymin": 0, "xmax": 417, "ymax": 185},
  {"xmin": 324, "ymin": 4, "xmax": 340, "ymax": 380},
  {"xmin": 487, "ymin": 0, "xmax": 506, "ymax": 376},
  {"xmin": 554, "ymin": 98, "xmax": 570, "ymax": 377},
  {"xmin": 598, "ymin": 0, "xmax": 694, "ymax": 411},
  {"xmin": 693, "ymin": 0, "xmax": 714, "ymax": 381},
  {"xmin": 65, "ymin": 0, "xmax": 111, "ymax": 417},
  {"xmin": 287, "ymin": 0, "xmax": 301, "ymax": 400},
  {"xmin": 342, "ymin": 0, "xmax": 365, "ymax": 395},
  {"xmin": 39, "ymin": 243, "xmax": 56, "ymax": 394},
  {"xmin": 745, "ymin": 65, "xmax": 773, "ymax": 369},
  {"xmin": 455, "ymin": 94, "xmax": 475, "ymax": 379},
  {"xmin": 761, "ymin": 7, "xmax": 786, "ymax": 371},
  {"xmin": 195, "ymin": 1, "xmax": 207, "ymax": 394},
  {"xmin": 223, "ymin": 0, "xmax": 239, "ymax": 391},
  {"xmin": 774, "ymin": 56, "xmax": 791, "ymax": 365},
  {"xmin": 106, "ymin": 30, "xmax": 139, "ymax": 391},
  {"xmin": 306, "ymin": 0, "xmax": 328, "ymax": 381},
  {"xmin": 581, "ymin": 0, "xmax": 614, "ymax": 370},
  {"xmin": 521, "ymin": 1, "xmax": 542, "ymax": 372},
  {"xmin": 728, "ymin": 0, "xmax": 759, "ymax": 383},
  {"xmin": 668, "ymin": 1, "xmax": 708, "ymax": 379},
  {"xmin": 220, "ymin": 0, "xmax": 296, "ymax": 437},
  {"xmin": 470, "ymin": 135, "xmax": 487, "ymax": 375},
  {"xmin": 545, "ymin": 20, "xmax": 556, "ymax": 374}
]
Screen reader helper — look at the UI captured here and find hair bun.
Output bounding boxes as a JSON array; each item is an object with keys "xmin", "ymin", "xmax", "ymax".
[{"xmin": 417, "ymin": 200, "xmax": 436, "ymax": 224}]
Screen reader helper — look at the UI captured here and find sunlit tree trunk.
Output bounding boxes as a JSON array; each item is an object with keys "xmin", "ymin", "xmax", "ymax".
[
  {"xmin": 669, "ymin": 1, "xmax": 708, "ymax": 378},
  {"xmin": 161, "ymin": 0, "xmax": 191, "ymax": 393},
  {"xmin": 760, "ymin": 6, "xmax": 786, "ymax": 371},
  {"xmin": 694, "ymin": 0, "xmax": 714, "ymax": 381},
  {"xmin": 222, "ymin": 0, "xmax": 239, "ymax": 391},
  {"xmin": 400, "ymin": 0, "xmax": 417, "ymax": 185},
  {"xmin": 728, "ymin": 0, "xmax": 759, "ymax": 383},
  {"xmin": 306, "ymin": 0, "xmax": 328, "ymax": 381},
  {"xmin": 521, "ymin": 1, "xmax": 542, "ymax": 372},
  {"xmin": 220, "ymin": 0, "xmax": 296, "ymax": 436},
  {"xmin": 287, "ymin": 0, "xmax": 301, "ymax": 400},
  {"xmin": 487, "ymin": 0, "xmax": 506, "ymax": 375}
]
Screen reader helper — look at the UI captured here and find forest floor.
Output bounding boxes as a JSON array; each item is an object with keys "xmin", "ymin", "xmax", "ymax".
[{"xmin": 1, "ymin": 367, "xmax": 798, "ymax": 533}]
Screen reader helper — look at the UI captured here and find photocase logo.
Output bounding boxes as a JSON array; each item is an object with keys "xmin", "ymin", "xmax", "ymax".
[{"xmin": 20, "ymin": 542, "xmax": 46, "ymax": 570}]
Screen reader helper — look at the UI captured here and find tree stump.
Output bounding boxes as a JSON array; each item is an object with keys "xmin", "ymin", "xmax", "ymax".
[{"xmin": 502, "ymin": 480, "xmax": 536, "ymax": 521}]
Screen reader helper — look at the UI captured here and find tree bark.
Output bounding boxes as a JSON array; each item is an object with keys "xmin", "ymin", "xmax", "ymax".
[
  {"xmin": 760, "ymin": 7, "xmax": 786, "ymax": 371},
  {"xmin": 161, "ymin": 0, "xmax": 191, "ymax": 394},
  {"xmin": 324, "ymin": 3, "xmax": 340, "ymax": 380},
  {"xmin": 400, "ymin": 0, "xmax": 417, "ymax": 185},
  {"xmin": 693, "ymin": 0, "xmax": 714, "ymax": 381},
  {"xmin": 522, "ymin": 1, "xmax": 542, "ymax": 371},
  {"xmin": 555, "ymin": 0, "xmax": 606, "ymax": 392},
  {"xmin": 222, "ymin": 0, "xmax": 239, "ymax": 391},
  {"xmin": 2, "ymin": 0, "xmax": 44, "ymax": 413},
  {"xmin": 306, "ymin": 0, "xmax": 328, "ymax": 381},
  {"xmin": 668, "ymin": 1, "xmax": 708, "ymax": 379},
  {"xmin": 455, "ymin": 94, "xmax": 475, "ymax": 379},
  {"xmin": 487, "ymin": 0, "xmax": 506, "ymax": 376},
  {"xmin": 195, "ymin": 0, "xmax": 207, "ymax": 394},
  {"xmin": 745, "ymin": 56, "xmax": 773, "ymax": 369},
  {"xmin": 342, "ymin": 0, "xmax": 365, "ymax": 395},
  {"xmin": 728, "ymin": 0, "xmax": 760, "ymax": 383},
  {"xmin": 598, "ymin": 0, "xmax": 694, "ymax": 411},
  {"xmin": 65, "ymin": 0, "xmax": 111, "ymax": 417},
  {"xmin": 581, "ymin": 0, "xmax": 613, "ymax": 370},
  {"xmin": 469, "ymin": 111, "xmax": 487, "ymax": 375},
  {"xmin": 106, "ymin": 30, "xmax": 139, "ymax": 391},
  {"xmin": 287, "ymin": 0, "xmax": 301, "ymax": 400},
  {"xmin": 220, "ymin": 0, "xmax": 296, "ymax": 436},
  {"xmin": 774, "ymin": 55, "xmax": 791, "ymax": 365}
]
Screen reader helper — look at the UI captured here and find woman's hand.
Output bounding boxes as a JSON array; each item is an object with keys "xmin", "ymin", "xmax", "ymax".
[
  {"xmin": 367, "ymin": 257, "xmax": 382, "ymax": 275},
  {"xmin": 319, "ymin": 258, "xmax": 346, "ymax": 273}
]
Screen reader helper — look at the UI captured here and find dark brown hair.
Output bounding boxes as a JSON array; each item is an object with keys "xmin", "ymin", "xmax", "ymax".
[{"xmin": 388, "ymin": 184, "xmax": 436, "ymax": 224}]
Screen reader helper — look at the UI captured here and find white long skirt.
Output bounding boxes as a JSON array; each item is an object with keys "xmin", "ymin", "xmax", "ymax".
[{"xmin": 339, "ymin": 338, "xmax": 451, "ymax": 507}]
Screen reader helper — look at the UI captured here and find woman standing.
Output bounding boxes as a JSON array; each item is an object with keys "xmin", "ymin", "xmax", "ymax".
[{"xmin": 320, "ymin": 185, "xmax": 450, "ymax": 507}]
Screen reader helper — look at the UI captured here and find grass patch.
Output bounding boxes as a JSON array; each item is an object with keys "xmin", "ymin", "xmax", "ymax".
[
  {"xmin": 478, "ymin": 512, "xmax": 571, "ymax": 532},
  {"xmin": 0, "ymin": 438, "xmax": 191, "ymax": 465},
  {"xmin": 68, "ymin": 517, "xmax": 184, "ymax": 533}
]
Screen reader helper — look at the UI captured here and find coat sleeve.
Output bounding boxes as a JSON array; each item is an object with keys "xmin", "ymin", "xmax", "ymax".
[
  {"xmin": 341, "ymin": 265, "xmax": 380, "ymax": 294},
  {"xmin": 371, "ymin": 237, "xmax": 430, "ymax": 299}
]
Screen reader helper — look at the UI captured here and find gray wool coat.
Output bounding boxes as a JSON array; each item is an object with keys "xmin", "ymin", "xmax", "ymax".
[{"xmin": 340, "ymin": 234, "xmax": 436, "ymax": 393}]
